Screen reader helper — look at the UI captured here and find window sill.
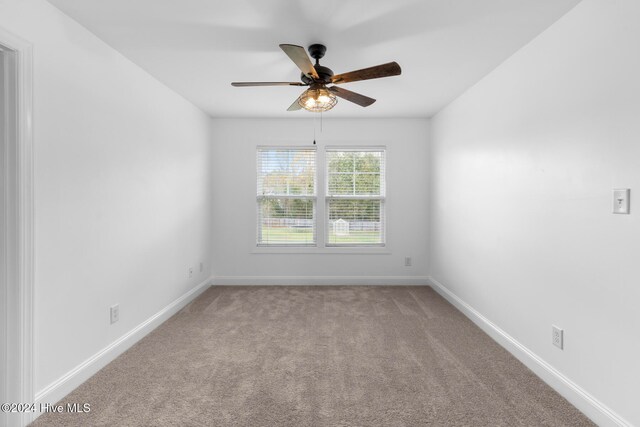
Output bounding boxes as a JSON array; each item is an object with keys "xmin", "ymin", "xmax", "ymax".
[{"xmin": 251, "ymin": 247, "xmax": 391, "ymax": 255}]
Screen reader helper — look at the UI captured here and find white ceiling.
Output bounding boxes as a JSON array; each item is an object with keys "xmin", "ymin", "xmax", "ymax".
[{"xmin": 47, "ymin": 0, "xmax": 580, "ymax": 118}]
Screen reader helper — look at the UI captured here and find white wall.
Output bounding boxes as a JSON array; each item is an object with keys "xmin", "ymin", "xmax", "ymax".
[
  {"xmin": 211, "ymin": 118, "xmax": 429, "ymax": 284},
  {"xmin": 0, "ymin": 0, "xmax": 213, "ymax": 398},
  {"xmin": 430, "ymin": 0, "xmax": 640, "ymax": 425}
]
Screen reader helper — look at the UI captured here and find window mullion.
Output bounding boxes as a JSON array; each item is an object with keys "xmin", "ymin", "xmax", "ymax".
[
  {"xmin": 352, "ymin": 152, "xmax": 356, "ymax": 197},
  {"xmin": 316, "ymin": 147, "xmax": 326, "ymax": 248}
]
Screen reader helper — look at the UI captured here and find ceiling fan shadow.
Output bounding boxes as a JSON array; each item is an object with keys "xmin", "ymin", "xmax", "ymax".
[
  {"xmin": 110, "ymin": 22, "xmax": 276, "ymax": 52},
  {"xmin": 335, "ymin": 0, "xmax": 505, "ymax": 48}
]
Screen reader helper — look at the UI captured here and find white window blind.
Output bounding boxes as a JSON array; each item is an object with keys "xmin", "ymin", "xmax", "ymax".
[
  {"xmin": 325, "ymin": 148, "xmax": 386, "ymax": 246},
  {"xmin": 257, "ymin": 147, "xmax": 316, "ymax": 246}
]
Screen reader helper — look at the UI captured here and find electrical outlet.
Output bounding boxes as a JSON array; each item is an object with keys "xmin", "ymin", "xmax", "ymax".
[
  {"xmin": 110, "ymin": 304, "xmax": 119, "ymax": 324},
  {"xmin": 199, "ymin": 262, "xmax": 203, "ymax": 272},
  {"xmin": 552, "ymin": 325, "xmax": 563, "ymax": 349},
  {"xmin": 189, "ymin": 267, "xmax": 193, "ymax": 278},
  {"xmin": 404, "ymin": 257, "xmax": 412, "ymax": 267}
]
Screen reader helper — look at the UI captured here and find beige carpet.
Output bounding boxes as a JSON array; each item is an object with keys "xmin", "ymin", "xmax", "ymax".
[{"xmin": 32, "ymin": 286, "xmax": 593, "ymax": 426}]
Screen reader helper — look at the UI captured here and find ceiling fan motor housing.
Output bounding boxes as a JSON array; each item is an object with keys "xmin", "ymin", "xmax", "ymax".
[
  {"xmin": 301, "ymin": 65, "xmax": 333, "ymax": 84},
  {"xmin": 301, "ymin": 44, "xmax": 333, "ymax": 84}
]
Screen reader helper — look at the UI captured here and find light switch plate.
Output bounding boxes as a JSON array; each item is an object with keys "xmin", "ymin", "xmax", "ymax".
[{"xmin": 613, "ymin": 188, "xmax": 630, "ymax": 214}]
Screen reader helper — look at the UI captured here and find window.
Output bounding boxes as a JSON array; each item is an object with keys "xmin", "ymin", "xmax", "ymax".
[
  {"xmin": 257, "ymin": 147, "xmax": 316, "ymax": 246},
  {"xmin": 326, "ymin": 148, "xmax": 385, "ymax": 246},
  {"xmin": 256, "ymin": 146, "xmax": 386, "ymax": 248}
]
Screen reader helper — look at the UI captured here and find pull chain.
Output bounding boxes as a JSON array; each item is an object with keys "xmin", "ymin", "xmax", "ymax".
[{"xmin": 312, "ymin": 112, "xmax": 325, "ymax": 145}]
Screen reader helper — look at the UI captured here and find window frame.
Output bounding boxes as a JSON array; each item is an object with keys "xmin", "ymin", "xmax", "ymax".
[
  {"xmin": 256, "ymin": 146, "xmax": 318, "ymax": 247},
  {"xmin": 254, "ymin": 144, "xmax": 388, "ymax": 252},
  {"xmin": 324, "ymin": 146, "xmax": 386, "ymax": 248}
]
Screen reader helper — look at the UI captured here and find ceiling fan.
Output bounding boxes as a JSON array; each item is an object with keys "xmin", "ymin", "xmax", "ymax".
[{"xmin": 231, "ymin": 44, "xmax": 401, "ymax": 113}]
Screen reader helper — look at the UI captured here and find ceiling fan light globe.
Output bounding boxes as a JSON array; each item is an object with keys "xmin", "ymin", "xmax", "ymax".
[{"xmin": 298, "ymin": 87, "xmax": 338, "ymax": 113}]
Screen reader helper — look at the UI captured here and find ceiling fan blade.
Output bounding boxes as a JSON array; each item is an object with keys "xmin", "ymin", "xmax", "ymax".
[
  {"xmin": 328, "ymin": 86, "xmax": 376, "ymax": 107},
  {"xmin": 287, "ymin": 97, "xmax": 302, "ymax": 111},
  {"xmin": 279, "ymin": 44, "xmax": 319, "ymax": 79},
  {"xmin": 331, "ymin": 62, "xmax": 401, "ymax": 84},
  {"xmin": 231, "ymin": 82, "xmax": 306, "ymax": 87}
]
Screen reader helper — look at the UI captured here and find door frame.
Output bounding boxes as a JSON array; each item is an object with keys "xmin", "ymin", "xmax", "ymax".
[{"xmin": 1, "ymin": 27, "xmax": 34, "ymax": 427}]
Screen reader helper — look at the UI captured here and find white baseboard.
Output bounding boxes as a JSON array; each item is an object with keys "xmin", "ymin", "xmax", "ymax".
[
  {"xmin": 212, "ymin": 275, "xmax": 431, "ymax": 286},
  {"xmin": 33, "ymin": 277, "xmax": 212, "ymax": 414},
  {"xmin": 428, "ymin": 276, "xmax": 630, "ymax": 427}
]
